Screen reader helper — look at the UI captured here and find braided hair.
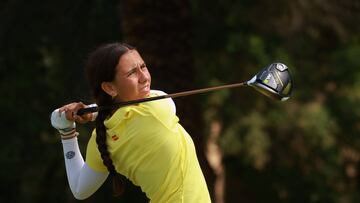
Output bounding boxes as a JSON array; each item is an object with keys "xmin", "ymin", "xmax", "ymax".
[{"xmin": 86, "ymin": 42, "xmax": 135, "ymax": 196}]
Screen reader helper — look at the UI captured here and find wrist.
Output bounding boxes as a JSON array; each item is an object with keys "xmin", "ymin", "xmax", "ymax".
[
  {"xmin": 58, "ymin": 127, "xmax": 78, "ymax": 140},
  {"xmin": 60, "ymin": 131, "xmax": 79, "ymax": 140}
]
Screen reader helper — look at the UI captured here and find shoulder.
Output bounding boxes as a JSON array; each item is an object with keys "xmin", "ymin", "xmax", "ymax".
[
  {"xmin": 104, "ymin": 90, "xmax": 177, "ymax": 130},
  {"xmin": 150, "ymin": 89, "xmax": 167, "ymax": 96},
  {"xmin": 123, "ymin": 89, "xmax": 178, "ymax": 130},
  {"xmin": 148, "ymin": 89, "xmax": 176, "ymax": 115}
]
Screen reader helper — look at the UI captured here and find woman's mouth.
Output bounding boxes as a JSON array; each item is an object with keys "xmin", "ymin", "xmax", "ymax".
[{"xmin": 141, "ymin": 84, "xmax": 150, "ymax": 93}]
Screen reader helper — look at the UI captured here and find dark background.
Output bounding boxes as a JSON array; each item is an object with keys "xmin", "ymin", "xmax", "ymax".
[{"xmin": 1, "ymin": 0, "xmax": 360, "ymax": 202}]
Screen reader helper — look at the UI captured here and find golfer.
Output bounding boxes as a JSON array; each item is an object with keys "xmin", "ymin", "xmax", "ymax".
[{"xmin": 51, "ymin": 42, "xmax": 211, "ymax": 202}]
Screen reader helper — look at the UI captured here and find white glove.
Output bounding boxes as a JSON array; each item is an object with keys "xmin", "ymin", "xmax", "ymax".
[{"xmin": 50, "ymin": 109, "xmax": 76, "ymax": 135}]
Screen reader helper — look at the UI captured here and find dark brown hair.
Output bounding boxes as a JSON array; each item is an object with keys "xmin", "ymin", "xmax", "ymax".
[{"xmin": 86, "ymin": 42, "xmax": 135, "ymax": 196}]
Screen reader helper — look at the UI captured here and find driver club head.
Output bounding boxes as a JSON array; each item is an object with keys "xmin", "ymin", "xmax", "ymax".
[{"xmin": 247, "ymin": 63, "xmax": 293, "ymax": 101}]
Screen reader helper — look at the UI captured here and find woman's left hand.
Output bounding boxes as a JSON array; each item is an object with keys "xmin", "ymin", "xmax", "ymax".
[{"xmin": 58, "ymin": 102, "xmax": 93, "ymax": 124}]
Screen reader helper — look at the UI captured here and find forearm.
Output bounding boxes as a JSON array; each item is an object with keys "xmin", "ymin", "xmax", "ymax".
[
  {"xmin": 52, "ymin": 103, "xmax": 107, "ymax": 199},
  {"xmin": 61, "ymin": 137, "xmax": 85, "ymax": 196},
  {"xmin": 61, "ymin": 137, "xmax": 108, "ymax": 200}
]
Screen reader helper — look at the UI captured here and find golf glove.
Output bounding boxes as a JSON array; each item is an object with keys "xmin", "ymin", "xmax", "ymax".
[{"xmin": 50, "ymin": 109, "xmax": 76, "ymax": 135}]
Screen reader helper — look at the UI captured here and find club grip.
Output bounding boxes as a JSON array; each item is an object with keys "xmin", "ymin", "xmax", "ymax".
[{"xmin": 76, "ymin": 106, "xmax": 98, "ymax": 116}]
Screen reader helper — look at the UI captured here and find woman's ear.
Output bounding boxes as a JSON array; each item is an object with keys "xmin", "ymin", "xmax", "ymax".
[{"xmin": 101, "ymin": 82, "xmax": 118, "ymax": 98}]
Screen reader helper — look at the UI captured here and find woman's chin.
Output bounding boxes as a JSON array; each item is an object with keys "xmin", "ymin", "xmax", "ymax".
[
  {"xmin": 140, "ymin": 87, "xmax": 151, "ymax": 97},
  {"xmin": 143, "ymin": 90, "xmax": 151, "ymax": 98}
]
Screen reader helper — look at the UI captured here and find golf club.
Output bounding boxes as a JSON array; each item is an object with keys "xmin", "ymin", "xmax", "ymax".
[{"xmin": 76, "ymin": 62, "xmax": 293, "ymax": 116}]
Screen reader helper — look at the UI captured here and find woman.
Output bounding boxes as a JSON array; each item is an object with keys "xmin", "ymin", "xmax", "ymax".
[{"xmin": 50, "ymin": 42, "xmax": 211, "ymax": 202}]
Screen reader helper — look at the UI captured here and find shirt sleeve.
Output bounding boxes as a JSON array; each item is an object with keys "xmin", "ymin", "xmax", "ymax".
[{"xmin": 85, "ymin": 130, "xmax": 108, "ymax": 172}]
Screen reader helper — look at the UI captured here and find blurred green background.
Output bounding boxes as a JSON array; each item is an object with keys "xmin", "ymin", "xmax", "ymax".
[{"xmin": 1, "ymin": 0, "xmax": 360, "ymax": 202}]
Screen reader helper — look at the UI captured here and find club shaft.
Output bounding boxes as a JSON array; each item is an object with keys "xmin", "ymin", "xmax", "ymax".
[
  {"xmin": 77, "ymin": 82, "xmax": 247, "ymax": 115},
  {"xmin": 163, "ymin": 82, "xmax": 247, "ymax": 98}
]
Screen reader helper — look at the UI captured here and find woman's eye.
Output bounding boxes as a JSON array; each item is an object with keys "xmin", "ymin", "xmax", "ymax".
[{"xmin": 127, "ymin": 70, "xmax": 136, "ymax": 77}]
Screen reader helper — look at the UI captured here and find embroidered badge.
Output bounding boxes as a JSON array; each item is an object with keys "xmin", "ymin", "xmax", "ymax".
[
  {"xmin": 111, "ymin": 135, "xmax": 119, "ymax": 141},
  {"xmin": 66, "ymin": 151, "xmax": 75, "ymax": 159}
]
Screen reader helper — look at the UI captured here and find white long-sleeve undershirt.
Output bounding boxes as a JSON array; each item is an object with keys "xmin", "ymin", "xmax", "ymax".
[{"xmin": 61, "ymin": 137, "xmax": 108, "ymax": 200}]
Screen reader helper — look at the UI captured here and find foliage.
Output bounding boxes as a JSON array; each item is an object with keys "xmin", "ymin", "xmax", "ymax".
[
  {"xmin": 1, "ymin": 0, "xmax": 360, "ymax": 202},
  {"xmin": 192, "ymin": 0, "xmax": 360, "ymax": 202}
]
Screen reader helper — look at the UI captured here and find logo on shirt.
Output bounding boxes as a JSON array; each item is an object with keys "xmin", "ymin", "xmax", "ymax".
[{"xmin": 111, "ymin": 135, "xmax": 119, "ymax": 141}]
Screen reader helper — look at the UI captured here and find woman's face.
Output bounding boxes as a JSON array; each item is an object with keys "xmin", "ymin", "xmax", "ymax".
[{"xmin": 104, "ymin": 50, "xmax": 151, "ymax": 102}]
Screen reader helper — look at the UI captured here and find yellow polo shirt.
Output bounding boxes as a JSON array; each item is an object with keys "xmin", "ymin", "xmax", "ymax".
[{"xmin": 86, "ymin": 90, "xmax": 211, "ymax": 203}]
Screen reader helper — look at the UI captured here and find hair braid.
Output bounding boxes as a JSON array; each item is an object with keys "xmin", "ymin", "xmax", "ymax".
[
  {"xmin": 86, "ymin": 42, "xmax": 135, "ymax": 196},
  {"xmin": 95, "ymin": 105, "xmax": 125, "ymax": 196}
]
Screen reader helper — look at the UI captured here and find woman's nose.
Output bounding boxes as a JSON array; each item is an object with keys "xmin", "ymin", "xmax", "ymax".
[{"xmin": 138, "ymin": 68, "xmax": 149, "ymax": 83}]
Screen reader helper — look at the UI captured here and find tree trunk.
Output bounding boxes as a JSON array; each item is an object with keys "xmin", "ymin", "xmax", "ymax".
[{"xmin": 118, "ymin": 0, "xmax": 215, "ymax": 201}]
